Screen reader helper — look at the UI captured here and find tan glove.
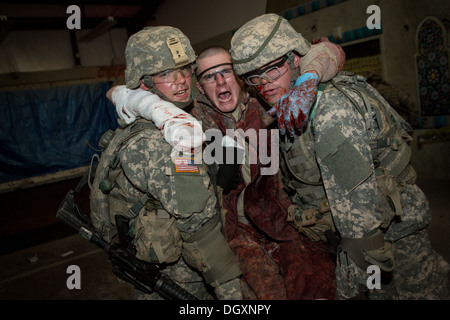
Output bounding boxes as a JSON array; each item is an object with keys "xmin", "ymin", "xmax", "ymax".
[
  {"xmin": 287, "ymin": 205, "xmax": 336, "ymax": 242},
  {"xmin": 364, "ymin": 241, "xmax": 396, "ymax": 272},
  {"xmin": 300, "ymin": 37, "xmax": 346, "ymax": 82}
]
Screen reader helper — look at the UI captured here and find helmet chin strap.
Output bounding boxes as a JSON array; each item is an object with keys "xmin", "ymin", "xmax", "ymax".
[{"xmin": 142, "ymin": 75, "xmax": 193, "ymax": 109}]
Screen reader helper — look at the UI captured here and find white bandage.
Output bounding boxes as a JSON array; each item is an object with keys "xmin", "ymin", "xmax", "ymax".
[{"xmin": 111, "ymin": 86, "xmax": 205, "ymax": 153}]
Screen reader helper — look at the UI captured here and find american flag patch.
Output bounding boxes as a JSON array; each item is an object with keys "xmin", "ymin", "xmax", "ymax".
[{"xmin": 174, "ymin": 157, "xmax": 199, "ymax": 173}]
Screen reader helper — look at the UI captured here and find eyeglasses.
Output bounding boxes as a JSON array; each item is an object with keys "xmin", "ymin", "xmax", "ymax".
[
  {"xmin": 196, "ymin": 63, "xmax": 235, "ymax": 84},
  {"xmin": 151, "ymin": 64, "xmax": 192, "ymax": 84},
  {"xmin": 245, "ymin": 55, "xmax": 288, "ymax": 86}
]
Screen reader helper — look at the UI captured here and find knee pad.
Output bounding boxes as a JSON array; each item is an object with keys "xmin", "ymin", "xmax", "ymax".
[{"xmin": 181, "ymin": 216, "xmax": 241, "ymax": 286}]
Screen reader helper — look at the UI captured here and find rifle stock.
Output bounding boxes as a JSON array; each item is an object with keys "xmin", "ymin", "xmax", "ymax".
[{"xmin": 56, "ymin": 190, "xmax": 198, "ymax": 300}]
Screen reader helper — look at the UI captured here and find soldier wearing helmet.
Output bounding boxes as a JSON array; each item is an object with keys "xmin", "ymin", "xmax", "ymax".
[
  {"xmin": 231, "ymin": 14, "xmax": 344, "ymax": 135},
  {"xmin": 124, "ymin": 26, "xmax": 196, "ymax": 107},
  {"xmin": 105, "ymin": 23, "xmax": 346, "ymax": 300},
  {"xmin": 90, "ymin": 26, "xmax": 242, "ymax": 300},
  {"xmin": 230, "ymin": 13, "xmax": 450, "ymax": 300}
]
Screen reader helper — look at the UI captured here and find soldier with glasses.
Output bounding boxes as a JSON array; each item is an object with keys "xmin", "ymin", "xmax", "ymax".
[
  {"xmin": 230, "ymin": 13, "xmax": 450, "ymax": 300},
  {"xmin": 91, "ymin": 26, "xmax": 243, "ymax": 300}
]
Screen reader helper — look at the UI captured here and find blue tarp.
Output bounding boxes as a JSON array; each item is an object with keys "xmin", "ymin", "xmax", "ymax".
[{"xmin": 0, "ymin": 82, "xmax": 119, "ymax": 183}]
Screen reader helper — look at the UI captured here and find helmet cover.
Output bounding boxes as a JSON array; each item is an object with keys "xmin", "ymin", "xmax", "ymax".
[
  {"xmin": 125, "ymin": 26, "xmax": 196, "ymax": 88},
  {"xmin": 230, "ymin": 13, "xmax": 310, "ymax": 75}
]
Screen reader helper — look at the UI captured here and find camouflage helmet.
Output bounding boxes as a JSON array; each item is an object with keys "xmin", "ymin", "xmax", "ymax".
[
  {"xmin": 230, "ymin": 13, "xmax": 311, "ymax": 75},
  {"xmin": 125, "ymin": 26, "xmax": 196, "ymax": 88}
]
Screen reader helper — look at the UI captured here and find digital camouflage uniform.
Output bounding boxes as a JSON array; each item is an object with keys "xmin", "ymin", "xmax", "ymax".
[
  {"xmin": 229, "ymin": 13, "xmax": 450, "ymax": 300},
  {"xmin": 307, "ymin": 73, "xmax": 450, "ymax": 299},
  {"xmin": 90, "ymin": 26, "xmax": 242, "ymax": 300}
]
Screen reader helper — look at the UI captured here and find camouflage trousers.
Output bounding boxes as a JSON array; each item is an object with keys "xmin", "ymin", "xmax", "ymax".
[
  {"xmin": 336, "ymin": 184, "xmax": 450, "ymax": 299},
  {"xmin": 135, "ymin": 257, "xmax": 215, "ymax": 300},
  {"xmin": 369, "ymin": 229, "xmax": 450, "ymax": 300}
]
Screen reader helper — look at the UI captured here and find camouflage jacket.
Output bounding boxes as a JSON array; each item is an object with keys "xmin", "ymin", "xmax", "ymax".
[
  {"xmin": 284, "ymin": 72, "xmax": 431, "ymax": 298},
  {"xmin": 90, "ymin": 118, "xmax": 217, "ymax": 237}
]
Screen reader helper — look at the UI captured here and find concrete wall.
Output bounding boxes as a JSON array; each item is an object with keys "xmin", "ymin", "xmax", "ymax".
[{"xmin": 411, "ymin": 129, "xmax": 450, "ymax": 180}]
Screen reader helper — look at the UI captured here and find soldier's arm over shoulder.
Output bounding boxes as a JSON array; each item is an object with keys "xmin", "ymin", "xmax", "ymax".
[{"xmin": 300, "ymin": 38, "xmax": 345, "ymax": 82}]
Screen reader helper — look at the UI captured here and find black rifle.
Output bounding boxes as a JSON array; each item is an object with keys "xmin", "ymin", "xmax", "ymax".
[{"xmin": 56, "ymin": 189, "xmax": 198, "ymax": 300}]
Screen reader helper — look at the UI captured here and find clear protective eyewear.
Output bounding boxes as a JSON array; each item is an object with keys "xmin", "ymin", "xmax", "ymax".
[
  {"xmin": 196, "ymin": 63, "xmax": 235, "ymax": 84},
  {"xmin": 152, "ymin": 64, "xmax": 193, "ymax": 84},
  {"xmin": 245, "ymin": 55, "xmax": 288, "ymax": 86}
]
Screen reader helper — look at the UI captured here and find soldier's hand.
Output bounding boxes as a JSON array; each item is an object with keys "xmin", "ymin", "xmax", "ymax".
[
  {"xmin": 287, "ymin": 205, "xmax": 335, "ymax": 242},
  {"xmin": 267, "ymin": 72, "xmax": 319, "ymax": 137},
  {"xmin": 302, "ymin": 213, "xmax": 335, "ymax": 242}
]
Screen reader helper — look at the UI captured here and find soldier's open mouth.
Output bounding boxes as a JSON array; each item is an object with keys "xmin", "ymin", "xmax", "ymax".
[
  {"xmin": 175, "ymin": 89, "xmax": 188, "ymax": 99},
  {"xmin": 218, "ymin": 91, "xmax": 232, "ymax": 102}
]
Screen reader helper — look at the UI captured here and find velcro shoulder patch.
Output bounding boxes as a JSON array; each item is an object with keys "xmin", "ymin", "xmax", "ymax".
[{"xmin": 316, "ymin": 127, "xmax": 372, "ymax": 194}]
